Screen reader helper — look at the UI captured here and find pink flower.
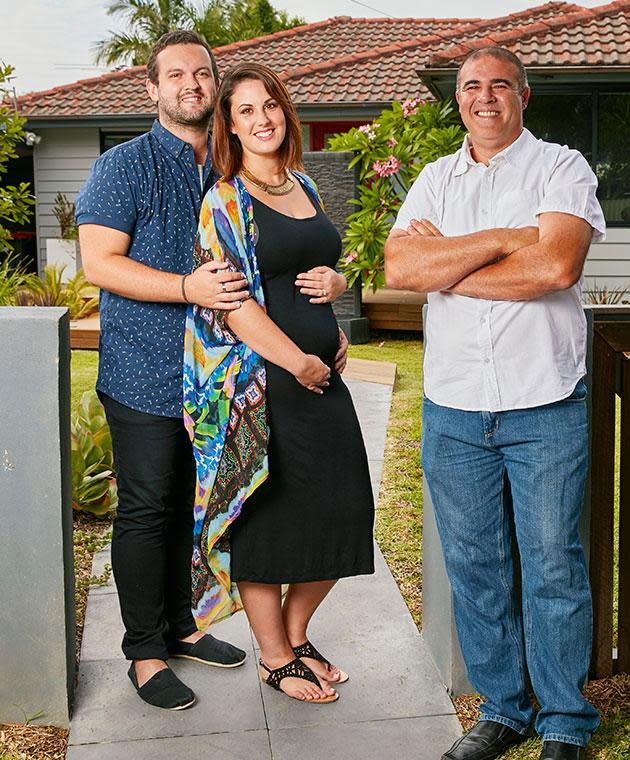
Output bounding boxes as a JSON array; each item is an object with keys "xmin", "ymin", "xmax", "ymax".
[
  {"xmin": 401, "ymin": 97, "xmax": 420, "ymax": 117},
  {"xmin": 373, "ymin": 155, "xmax": 401, "ymax": 178},
  {"xmin": 358, "ymin": 123, "xmax": 377, "ymax": 141},
  {"xmin": 344, "ymin": 252, "xmax": 358, "ymax": 264},
  {"xmin": 387, "ymin": 137, "xmax": 398, "ymax": 147}
]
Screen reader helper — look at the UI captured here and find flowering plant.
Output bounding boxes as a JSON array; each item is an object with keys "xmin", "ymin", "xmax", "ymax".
[{"xmin": 328, "ymin": 99, "xmax": 464, "ymax": 290}]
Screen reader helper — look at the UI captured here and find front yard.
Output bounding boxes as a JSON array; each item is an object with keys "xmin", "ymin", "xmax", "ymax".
[{"xmin": 1, "ymin": 336, "xmax": 627, "ymax": 759}]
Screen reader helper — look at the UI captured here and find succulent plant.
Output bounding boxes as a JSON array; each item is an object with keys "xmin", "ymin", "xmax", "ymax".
[{"xmin": 71, "ymin": 391, "xmax": 118, "ymax": 517}]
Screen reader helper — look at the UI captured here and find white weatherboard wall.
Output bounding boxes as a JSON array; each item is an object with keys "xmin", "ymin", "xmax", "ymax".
[
  {"xmin": 584, "ymin": 228, "xmax": 630, "ymax": 293},
  {"xmin": 33, "ymin": 128, "xmax": 100, "ymax": 273}
]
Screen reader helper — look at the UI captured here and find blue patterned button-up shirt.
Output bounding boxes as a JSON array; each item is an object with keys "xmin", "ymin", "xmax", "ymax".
[{"xmin": 76, "ymin": 119, "xmax": 216, "ymax": 417}]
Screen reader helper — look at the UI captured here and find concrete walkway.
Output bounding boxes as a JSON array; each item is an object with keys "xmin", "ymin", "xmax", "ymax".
[{"xmin": 67, "ymin": 368, "xmax": 461, "ymax": 759}]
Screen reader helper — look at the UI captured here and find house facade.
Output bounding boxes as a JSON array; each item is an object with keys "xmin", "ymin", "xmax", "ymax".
[{"xmin": 13, "ymin": 0, "xmax": 630, "ymax": 291}]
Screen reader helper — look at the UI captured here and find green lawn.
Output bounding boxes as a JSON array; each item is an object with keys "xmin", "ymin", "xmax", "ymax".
[{"xmin": 70, "ymin": 350, "xmax": 99, "ymax": 407}]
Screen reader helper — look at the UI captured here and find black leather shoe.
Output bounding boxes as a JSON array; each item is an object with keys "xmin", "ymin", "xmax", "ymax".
[
  {"xmin": 540, "ymin": 741, "xmax": 580, "ymax": 760},
  {"xmin": 168, "ymin": 632, "xmax": 247, "ymax": 667},
  {"xmin": 442, "ymin": 720, "xmax": 528, "ymax": 760},
  {"xmin": 128, "ymin": 664, "xmax": 195, "ymax": 710}
]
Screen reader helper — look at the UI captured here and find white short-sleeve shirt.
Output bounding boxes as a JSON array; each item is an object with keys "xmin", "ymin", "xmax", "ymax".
[{"xmin": 394, "ymin": 127, "xmax": 606, "ymax": 412}]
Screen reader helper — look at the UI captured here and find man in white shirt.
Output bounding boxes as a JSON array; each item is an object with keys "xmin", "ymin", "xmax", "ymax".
[{"xmin": 385, "ymin": 48, "xmax": 605, "ymax": 760}]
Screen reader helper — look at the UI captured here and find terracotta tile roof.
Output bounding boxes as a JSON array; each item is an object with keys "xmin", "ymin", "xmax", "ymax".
[
  {"xmin": 17, "ymin": 2, "xmax": 628, "ymax": 119},
  {"xmin": 430, "ymin": 0, "xmax": 630, "ymax": 65}
]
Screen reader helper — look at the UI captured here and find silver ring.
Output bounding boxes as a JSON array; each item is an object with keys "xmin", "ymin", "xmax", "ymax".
[
  {"xmin": 221, "ymin": 282, "xmax": 227, "ymax": 292},
  {"xmin": 322, "ymin": 289, "xmax": 327, "ymax": 297}
]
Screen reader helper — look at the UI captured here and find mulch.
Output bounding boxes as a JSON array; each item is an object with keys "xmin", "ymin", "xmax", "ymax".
[{"xmin": 454, "ymin": 673, "xmax": 630, "ymax": 732}]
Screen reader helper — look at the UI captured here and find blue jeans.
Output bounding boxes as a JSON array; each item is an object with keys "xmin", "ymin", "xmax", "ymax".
[{"xmin": 421, "ymin": 381, "xmax": 599, "ymax": 747}]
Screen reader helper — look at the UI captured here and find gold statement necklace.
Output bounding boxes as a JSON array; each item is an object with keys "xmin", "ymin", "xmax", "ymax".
[{"xmin": 240, "ymin": 166, "xmax": 294, "ymax": 196}]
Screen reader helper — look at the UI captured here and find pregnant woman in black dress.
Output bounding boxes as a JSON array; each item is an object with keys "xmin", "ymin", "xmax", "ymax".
[{"xmin": 192, "ymin": 63, "xmax": 374, "ymax": 704}]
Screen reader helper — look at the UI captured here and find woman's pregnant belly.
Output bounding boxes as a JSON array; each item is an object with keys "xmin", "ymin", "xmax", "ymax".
[{"xmin": 265, "ymin": 287, "xmax": 339, "ymax": 365}]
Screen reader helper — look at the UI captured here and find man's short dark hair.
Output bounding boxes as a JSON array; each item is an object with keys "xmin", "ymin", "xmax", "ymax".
[
  {"xmin": 456, "ymin": 47, "xmax": 528, "ymax": 93},
  {"xmin": 147, "ymin": 30, "xmax": 220, "ymax": 85}
]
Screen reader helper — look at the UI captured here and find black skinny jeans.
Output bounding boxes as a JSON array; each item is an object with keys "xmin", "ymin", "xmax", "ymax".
[{"xmin": 99, "ymin": 393, "xmax": 198, "ymax": 660}]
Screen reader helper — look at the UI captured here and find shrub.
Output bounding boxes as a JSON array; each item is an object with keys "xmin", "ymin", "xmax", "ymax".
[
  {"xmin": 15, "ymin": 264, "xmax": 98, "ymax": 319},
  {"xmin": 583, "ymin": 282, "xmax": 630, "ymax": 305},
  {"xmin": 71, "ymin": 391, "xmax": 117, "ymax": 517},
  {"xmin": 328, "ymin": 98, "xmax": 465, "ymax": 290},
  {"xmin": 0, "ymin": 64, "xmax": 35, "ymax": 255},
  {"xmin": 0, "ymin": 252, "xmax": 40, "ymax": 305}
]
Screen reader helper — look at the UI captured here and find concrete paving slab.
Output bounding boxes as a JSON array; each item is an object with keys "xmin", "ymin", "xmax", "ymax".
[
  {"xmin": 261, "ymin": 632, "xmax": 455, "ymax": 730},
  {"xmin": 249, "ymin": 547, "xmax": 418, "ymax": 651},
  {"xmin": 67, "ymin": 729, "xmax": 272, "ymax": 759},
  {"xmin": 80, "ymin": 593, "xmax": 253, "ymax": 663},
  {"xmin": 79, "ymin": 593, "xmax": 124, "ymax": 661},
  {"xmin": 88, "ymin": 547, "xmax": 116, "ymax": 596},
  {"xmin": 67, "ymin": 369, "xmax": 465, "ymax": 759},
  {"xmin": 346, "ymin": 379, "xmax": 392, "ymax": 464},
  {"xmin": 369, "ymin": 457, "xmax": 384, "ymax": 490},
  {"xmin": 269, "ymin": 714, "xmax": 461, "ymax": 760},
  {"xmin": 304, "ymin": 547, "xmax": 419, "ymax": 645},
  {"xmin": 69, "ymin": 655, "xmax": 263, "ymax": 745}
]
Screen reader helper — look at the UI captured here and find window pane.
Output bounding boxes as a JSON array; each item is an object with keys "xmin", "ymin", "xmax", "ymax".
[
  {"xmin": 524, "ymin": 92, "xmax": 593, "ymax": 161},
  {"xmin": 597, "ymin": 93, "xmax": 630, "ymax": 225},
  {"xmin": 101, "ymin": 132, "xmax": 144, "ymax": 152}
]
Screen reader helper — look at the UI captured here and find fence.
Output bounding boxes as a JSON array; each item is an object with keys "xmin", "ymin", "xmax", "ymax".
[{"xmin": 588, "ymin": 307, "xmax": 630, "ymax": 678}]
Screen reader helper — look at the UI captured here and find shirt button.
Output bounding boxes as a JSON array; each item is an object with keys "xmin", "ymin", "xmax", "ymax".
[
  {"xmin": 480, "ymin": 317, "xmax": 486, "ymax": 324},
  {"xmin": 484, "ymin": 358, "xmax": 490, "ymax": 364}
]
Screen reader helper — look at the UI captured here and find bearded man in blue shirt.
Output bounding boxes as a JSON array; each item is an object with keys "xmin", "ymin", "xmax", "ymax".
[{"xmin": 76, "ymin": 30, "xmax": 252, "ymax": 711}]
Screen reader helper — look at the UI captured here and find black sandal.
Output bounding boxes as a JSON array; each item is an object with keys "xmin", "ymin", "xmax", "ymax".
[
  {"xmin": 292, "ymin": 640, "xmax": 349, "ymax": 684},
  {"xmin": 259, "ymin": 657, "xmax": 338, "ymax": 703}
]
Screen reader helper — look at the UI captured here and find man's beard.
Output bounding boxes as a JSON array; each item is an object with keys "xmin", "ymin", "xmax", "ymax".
[{"xmin": 159, "ymin": 95, "xmax": 214, "ymax": 127}]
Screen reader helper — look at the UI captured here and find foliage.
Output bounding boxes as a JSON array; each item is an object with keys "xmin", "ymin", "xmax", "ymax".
[
  {"xmin": 0, "ymin": 64, "xmax": 35, "ymax": 255},
  {"xmin": 94, "ymin": 0, "xmax": 305, "ymax": 66},
  {"xmin": 0, "ymin": 252, "xmax": 40, "ymax": 306},
  {"xmin": 52, "ymin": 192, "xmax": 78, "ymax": 240},
  {"xmin": 14, "ymin": 265, "xmax": 99, "ymax": 319},
  {"xmin": 327, "ymin": 99, "xmax": 464, "ymax": 290},
  {"xmin": 71, "ymin": 391, "xmax": 118, "ymax": 517},
  {"xmin": 583, "ymin": 282, "xmax": 630, "ymax": 305}
]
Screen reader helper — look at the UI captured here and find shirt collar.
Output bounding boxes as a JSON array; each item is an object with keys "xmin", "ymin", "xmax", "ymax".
[
  {"xmin": 453, "ymin": 127, "xmax": 536, "ymax": 175},
  {"xmin": 151, "ymin": 118, "xmax": 212, "ymax": 163}
]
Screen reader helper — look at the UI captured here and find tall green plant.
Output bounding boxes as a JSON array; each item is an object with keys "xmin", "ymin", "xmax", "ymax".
[
  {"xmin": 0, "ymin": 64, "xmax": 35, "ymax": 255},
  {"xmin": 328, "ymin": 99, "xmax": 465, "ymax": 290}
]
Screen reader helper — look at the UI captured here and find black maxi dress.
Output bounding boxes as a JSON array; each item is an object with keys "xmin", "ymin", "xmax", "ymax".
[{"xmin": 229, "ymin": 192, "xmax": 375, "ymax": 584}]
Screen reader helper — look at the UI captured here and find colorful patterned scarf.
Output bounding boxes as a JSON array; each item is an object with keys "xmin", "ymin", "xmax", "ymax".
[{"xmin": 183, "ymin": 172, "xmax": 323, "ymax": 628}]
